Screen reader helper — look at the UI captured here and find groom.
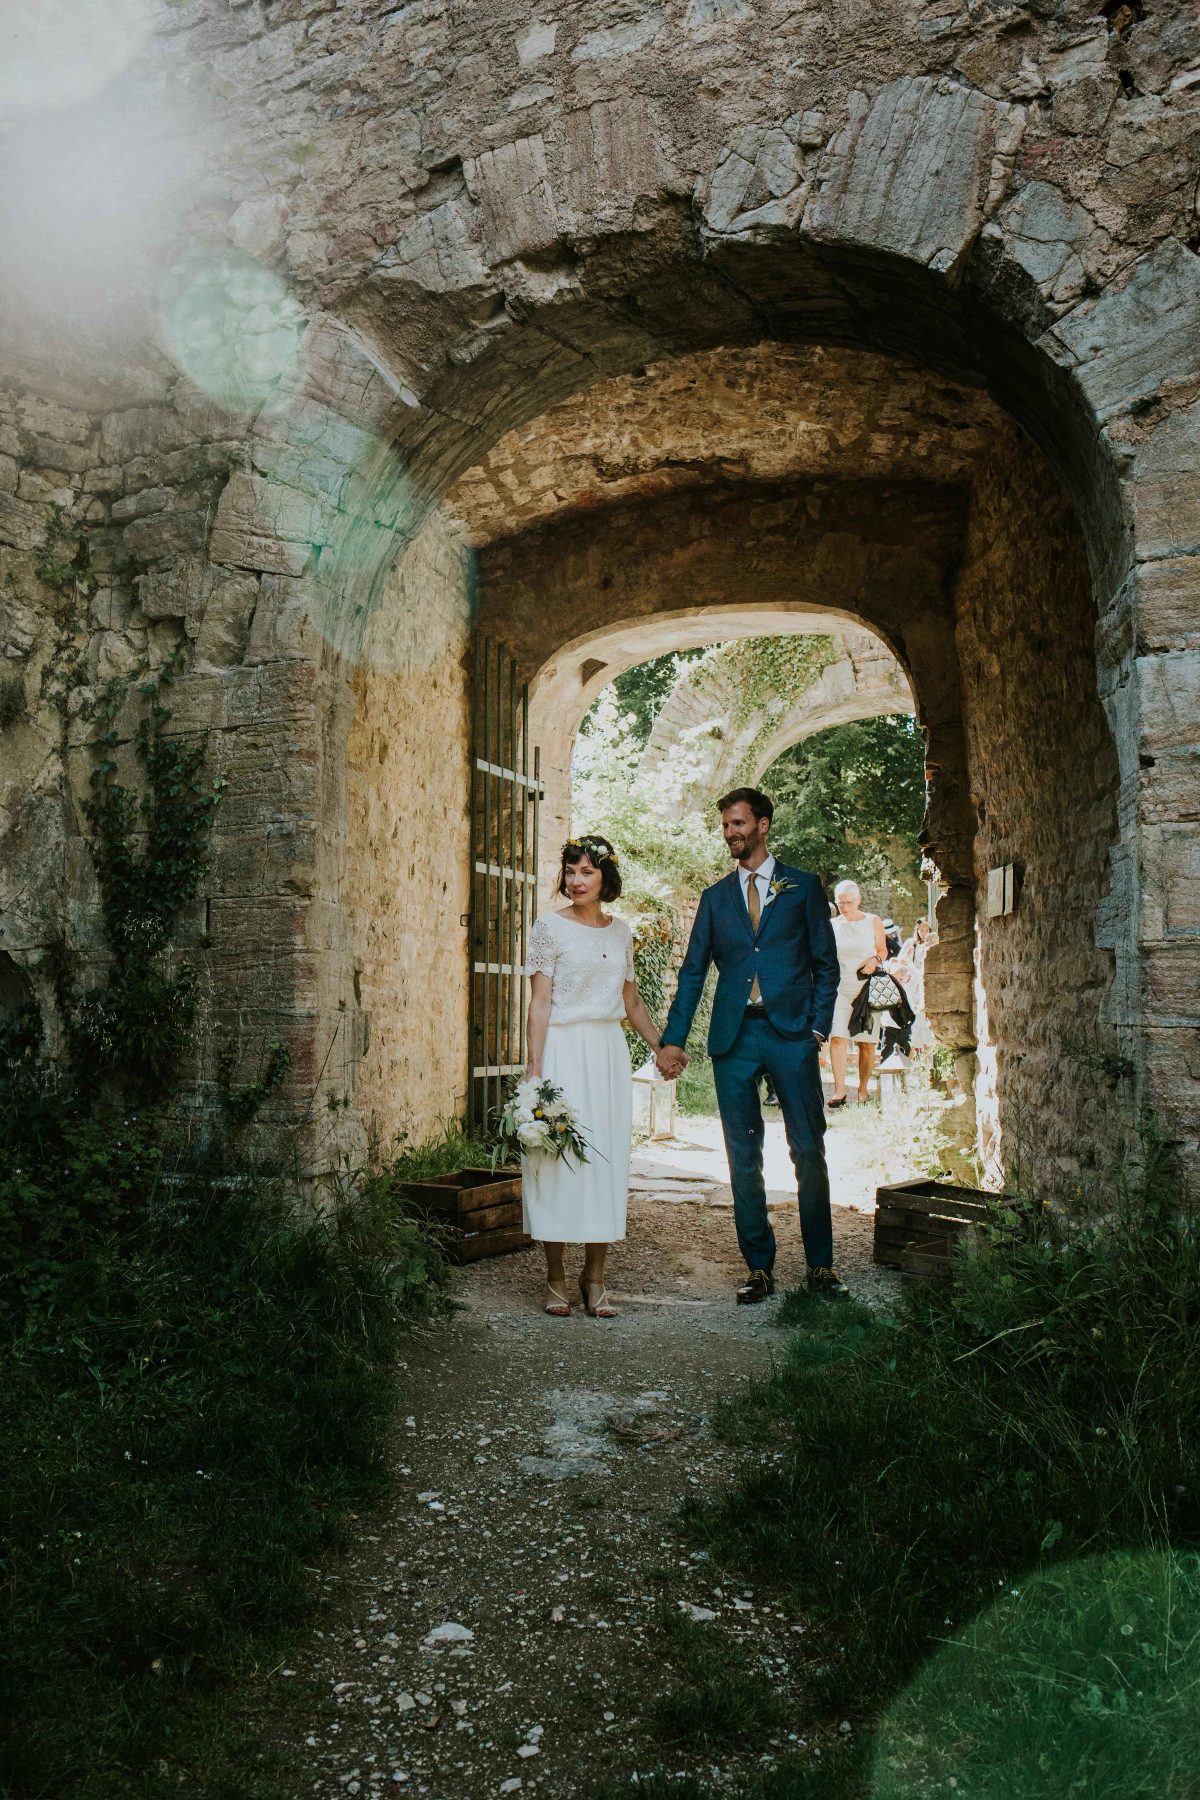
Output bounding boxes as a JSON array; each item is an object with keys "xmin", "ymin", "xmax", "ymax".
[{"xmin": 656, "ymin": 788, "xmax": 847, "ymax": 1303}]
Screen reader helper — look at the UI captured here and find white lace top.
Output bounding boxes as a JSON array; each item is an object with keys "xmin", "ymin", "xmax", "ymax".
[{"xmin": 525, "ymin": 910, "xmax": 636, "ymax": 1026}]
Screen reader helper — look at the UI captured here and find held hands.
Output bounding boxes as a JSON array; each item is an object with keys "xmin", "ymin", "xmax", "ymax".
[{"xmin": 655, "ymin": 1044, "xmax": 688, "ymax": 1079}]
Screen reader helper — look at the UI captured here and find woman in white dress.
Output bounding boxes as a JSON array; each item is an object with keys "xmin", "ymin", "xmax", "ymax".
[
  {"xmin": 522, "ymin": 833, "xmax": 669, "ymax": 1320},
  {"xmin": 828, "ymin": 878, "xmax": 890, "ymax": 1107},
  {"xmin": 897, "ymin": 916, "xmax": 936, "ymax": 1053}
]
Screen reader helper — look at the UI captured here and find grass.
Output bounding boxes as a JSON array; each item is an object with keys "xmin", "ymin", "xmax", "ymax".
[
  {"xmin": 385, "ymin": 1116, "xmax": 496, "ymax": 1181},
  {"xmin": 677, "ymin": 1052, "xmax": 718, "ymax": 1116},
  {"xmin": 651, "ymin": 1605, "xmax": 789, "ymax": 1751},
  {"xmin": 0, "ymin": 1031, "xmax": 451, "ymax": 1798},
  {"xmin": 871, "ymin": 1548, "xmax": 1200, "ymax": 1798},
  {"xmin": 681, "ymin": 1119, "xmax": 1200, "ymax": 1790},
  {"xmin": 601, "ymin": 1116, "xmax": 1200, "ymax": 1798}
]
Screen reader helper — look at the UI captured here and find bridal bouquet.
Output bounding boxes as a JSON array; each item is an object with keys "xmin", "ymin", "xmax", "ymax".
[{"xmin": 495, "ymin": 1077, "xmax": 591, "ymax": 1165}]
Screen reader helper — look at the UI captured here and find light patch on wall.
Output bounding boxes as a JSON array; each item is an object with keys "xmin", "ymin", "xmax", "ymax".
[{"xmin": 160, "ymin": 250, "xmax": 305, "ymax": 415}]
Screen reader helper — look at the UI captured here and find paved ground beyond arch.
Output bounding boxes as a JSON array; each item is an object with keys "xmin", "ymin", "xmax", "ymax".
[{"xmin": 256, "ymin": 1102, "xmax": 932, "ymax": 1797}]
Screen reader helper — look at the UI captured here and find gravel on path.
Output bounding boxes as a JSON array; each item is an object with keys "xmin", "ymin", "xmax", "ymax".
[{"xmin": 257, "ymin": 1108, "xmax": 907, "ymax": 1798}]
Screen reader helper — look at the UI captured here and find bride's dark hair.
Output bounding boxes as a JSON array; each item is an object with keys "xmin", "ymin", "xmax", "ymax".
[{"xmin": 558, "ymin": 833, "xmax": 623, "ymax": 902}]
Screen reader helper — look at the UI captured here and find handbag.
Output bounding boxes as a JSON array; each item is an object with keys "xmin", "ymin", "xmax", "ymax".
[
  {"xmin": 849, "ymin": 960, "xmax": 915, "ymax": 1038},
  {"xmin": 856, "ymin": 962, "xmax": 905, "ymax": 1013}
]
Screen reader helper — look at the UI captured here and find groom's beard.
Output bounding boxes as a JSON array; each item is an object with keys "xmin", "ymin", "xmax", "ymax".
[{"xmin": 725, "ymin": 833, "xmax": 760, "ymax": 859}]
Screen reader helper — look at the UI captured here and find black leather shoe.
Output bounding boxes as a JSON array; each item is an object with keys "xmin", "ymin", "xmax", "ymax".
[
  {"xmin": 736, "ymin": 1268, "xmax": 776, "ymax": 1305},
  {"xmin": 806, "ymin": 1265, "xmax": 849, "ymax": 1299}
]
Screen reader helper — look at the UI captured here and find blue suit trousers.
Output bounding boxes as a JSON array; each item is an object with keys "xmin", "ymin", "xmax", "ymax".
[{"xmin": 712, "ymin": 1016, "xmax": 832, "ymax": 1274}]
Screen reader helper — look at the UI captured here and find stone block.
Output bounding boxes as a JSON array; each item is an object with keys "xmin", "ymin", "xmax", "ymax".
[
  {"xmin": 999, "ymin": 178, "xmax": 1097, "ymax": 308},
  {"xmin": 208, "ymin": 822, "xmax": 318, "ymax": 898},
  {"xmin": 208, "ymin": 895, "xmax": 311, "ymax": 952},
  {"xmin": 22, "ymin": 435, "xmax": 91, "ymax": 475},
  {"xmin": 1130, "ymin": 404, "xmax": 1200, "ymax": 561},
  {"xmin": 0, "ymin": 492, "xmax": 47, "ymax": 552},
  {"xmin": 209, "ymin": 469, "xmax": 324, "ymax": 577},
  {"xmin": 294, "ymin": 316, "xmax": 423, "ymax": 436},
  {"xmin": 228, "ymin": 193, "xmax": 289, "ymax": 260},
  {"xmin": 560, "ymin": 94, "xmax": 670, "ymax": 224},
  {"xmin": 17, "ymin": 470, "xmax": 75, "ymax": 508},
  {"xmin": 1140, "ymin": 823, "xmax": 1200, "ymax": 939},
  {"xmin": 1135, "ymin": 748, "xmax": 1200, "ymax": 825},
  {"xmin": 1133, "ymin": 557, "xmax": 1200, "ymax": 653},
  {"xmin": 100, "ymin": 407, "xmax": 198, "ymax": 464},
  {"xmin": 1134, "ymin": 650, "xmax": 1200, "ymax": 755},
  {"xmin": 571, "ymin": 10, "xmax": 662, "ymax": 58},
  {"xmin": 703, "ymin": 120, "xmax": 807, "ymax": 236},
  {"xmin": 1143, "ymin": 1028, "xmax": 1200, "ymax": 1135},
  {"xmin": 242, "ymin": 573, "xmax": 319, "ymax": 663},
  {"xmin": 464, "ymin": 134, "xmax": 559, "ymax": 265},
  {"xmin": 1049, "ymin": 239, "xmax": 1200, "ymax": 422},
  {"xmin": 164, "ymin": 662, "xmax": 319, "ymax": 736},
  {"xmin": 1142, "ymin": 943, "xmax": 1200, "ymax": 1021},
  {"xmin": 380, "ymin": 197, "xmax": 492, "ymax": 299},
  {"xmin": 136, "ymin": 558, "xmax": 205, "ymax": 623},
  {"xmin": 194, "ymin": 570, "xmax": 260, "ymax": 670},
  {"xmin": 111, "ymin": 486, "xmax": 173, "ymax": 524},
  {"xmin": 123, "ymin": 509, "xmax": 211, "ymax": 564},
  {"xmin": 803, "ymin": 77, "xmax": 1025, "ymax": 273}
]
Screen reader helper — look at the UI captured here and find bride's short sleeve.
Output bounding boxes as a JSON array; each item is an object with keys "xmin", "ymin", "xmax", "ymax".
[
  {"xmin": 623, "ymin": 921, "xmax": 636, "ymax": 982},
  {"xmin": 526, "ymin": 916, "xmax": 557, "ymax": 979}
]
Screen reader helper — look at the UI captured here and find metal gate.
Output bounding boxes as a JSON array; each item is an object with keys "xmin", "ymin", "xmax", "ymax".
[{"xmin": 467, "ymin": 637, "xmax": 543, "ymax": 1133}]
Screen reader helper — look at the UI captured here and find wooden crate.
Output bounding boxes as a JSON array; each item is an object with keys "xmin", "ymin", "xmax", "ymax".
[
  {"xmin": 398, "ymin": 1167, "xmax": 532, "ymax": 1264},
  {"xmin": 873, "ymin": 1177, "xmax": 993, "ymax": 1285}
]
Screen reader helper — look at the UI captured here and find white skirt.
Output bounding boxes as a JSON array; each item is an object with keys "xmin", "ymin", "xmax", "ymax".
[
  {"xmin": 521, "ymin": 1019, "xmax": 631, "ymax": 1244},
  {"xmin": 910, "ymin": 1008, "xmax": 934, "ymax": 1050}
]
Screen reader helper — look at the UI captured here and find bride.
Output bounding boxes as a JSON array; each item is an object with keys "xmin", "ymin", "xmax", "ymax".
[{"xmin": 522, "ymin": 833, "xmax": 674, "ymax": 1320}]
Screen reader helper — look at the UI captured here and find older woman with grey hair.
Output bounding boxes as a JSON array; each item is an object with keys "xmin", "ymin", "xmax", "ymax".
[{"xmin": 828, "ymin": 878, "xmax": 889, "ymax": 1107}]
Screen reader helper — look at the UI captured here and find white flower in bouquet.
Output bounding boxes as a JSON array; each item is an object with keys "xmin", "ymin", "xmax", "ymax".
[{"xmin": 493, "ymin": 1076, "xmax": 594, "ymax": 1166}]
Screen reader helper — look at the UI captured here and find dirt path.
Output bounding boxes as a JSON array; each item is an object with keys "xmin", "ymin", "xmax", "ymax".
[{"xmin": 257, "ymin": 1104, "xmax": 914, "ymax": 1798}]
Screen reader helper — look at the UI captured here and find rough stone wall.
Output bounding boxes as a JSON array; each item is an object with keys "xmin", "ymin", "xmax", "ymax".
[
  {"xmin": 954, "ymin": 419, "xmax": 1122, "ymax": 1185},
  {"xmin": 1, "ymin": 0, "xmax": 1198, "ymax": 1176},
  {"xmin": 483, "ymin": 474, "xmax": 981, "ymax": 1050},
  {"xmin": 343, "ymin": 509, "xmax": 473, "ymax": 1157}
]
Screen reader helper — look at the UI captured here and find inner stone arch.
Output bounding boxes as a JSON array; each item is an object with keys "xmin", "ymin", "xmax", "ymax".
[
  {"xmin": 639, "ymin": 627, "xmax": 914, "ymax": 807},
  {"xmin": 402, "ymin": 334, "xmax": 1119, "ymax": 1185}
]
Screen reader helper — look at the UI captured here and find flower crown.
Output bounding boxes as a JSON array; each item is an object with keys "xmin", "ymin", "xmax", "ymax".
[{"xmin": 563, "ymin": 833, "xmax": 620, "ymax": 865}]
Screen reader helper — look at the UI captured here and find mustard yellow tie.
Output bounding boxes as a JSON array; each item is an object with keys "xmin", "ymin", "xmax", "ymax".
[{"xmin": 747, "ymin": 872, "xmax": 762, "ymax": 1003}]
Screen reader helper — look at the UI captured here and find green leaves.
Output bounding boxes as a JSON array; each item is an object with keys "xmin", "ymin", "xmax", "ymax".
[
  {"xmin": 77, "ymin": 697, "xmax": 223, "ymax": 1091},
  {"xmin": 765, "ymin": 714, "xmax": 927, "ymax": 892}
]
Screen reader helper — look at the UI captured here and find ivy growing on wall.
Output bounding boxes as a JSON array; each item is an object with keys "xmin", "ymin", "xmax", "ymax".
[
  {"xmin": 624, "ymin": 904, "xmax": 677, "ymax": 1067},
  {"xmin": 695, "ymin": 633, "xmax": 838, "ymax": 782},
  {"xmin": 73, "ymin": 686, "xmax": 226, "ymax": 1093}
]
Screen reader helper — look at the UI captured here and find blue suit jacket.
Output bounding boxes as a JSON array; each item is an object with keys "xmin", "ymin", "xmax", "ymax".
[{"xmin": 661, "ymin": 863, "xmax": 839, "ymax": 1058}]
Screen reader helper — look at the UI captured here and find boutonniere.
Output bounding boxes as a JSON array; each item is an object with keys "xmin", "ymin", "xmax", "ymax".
[{"xmin": 768, "ymin": 876, "xmax": 794, "ymax": 898}]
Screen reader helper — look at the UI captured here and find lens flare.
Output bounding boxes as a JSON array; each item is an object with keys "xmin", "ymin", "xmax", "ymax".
[
  {"xmin": 0, "ymin": 0, "xmax": 156, "ymax": 115},
  {"xmin": 872, "ymin": 1549, "xmax": 1200, "ymax": 1798},
  {"xmin": 160, "ymin": 250, "xmax": 305, "ymax": 414}
]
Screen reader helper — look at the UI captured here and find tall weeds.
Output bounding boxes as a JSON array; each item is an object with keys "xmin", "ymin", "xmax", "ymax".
[
  {"xmin": 0, "ymin": 1020, "xmax": 449, "ymax": 1797},
  {"xmin": 693, "ymin": 1117, "xmax": 1200, "ymax": 1768}
]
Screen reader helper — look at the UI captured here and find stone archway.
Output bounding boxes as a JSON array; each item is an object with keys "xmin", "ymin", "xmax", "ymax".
[
  {"xmin": 639, "ymin": 627, "xmax": 913, "ymax": 806},
  {"xmin": 1, "ymin": 11, "xmax": 1197, "ymax": 1182}
]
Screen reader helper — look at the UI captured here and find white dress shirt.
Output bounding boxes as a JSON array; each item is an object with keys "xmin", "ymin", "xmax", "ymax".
[{"xmin": 738, "ymin": 853, "xmax": 777, "ymax": 916}]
